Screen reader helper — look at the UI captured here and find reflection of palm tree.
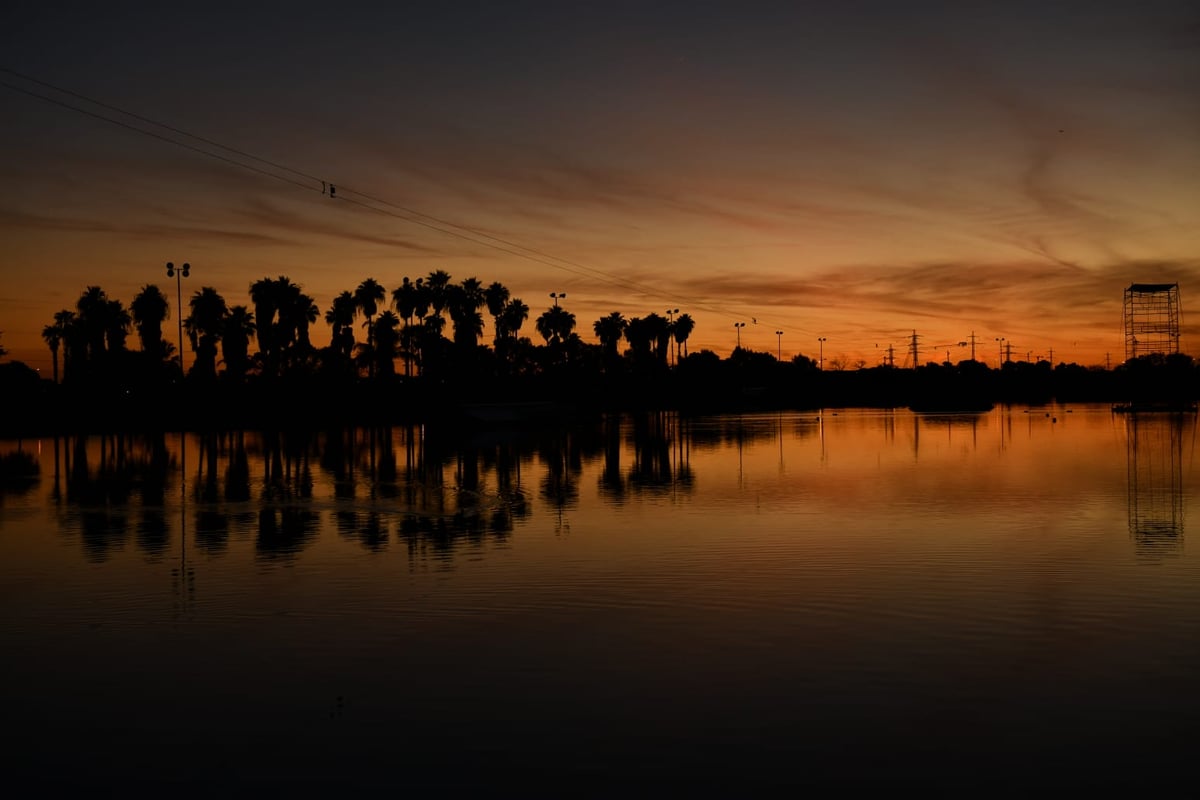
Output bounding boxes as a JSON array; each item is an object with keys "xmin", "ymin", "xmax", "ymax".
[
  {"xmin": 131, "ymin": 284, "xmax": 170, "ymax": 361},
  {"xmin": 185, "ymin": 287, "xmax": 228, "ymax": 380}
]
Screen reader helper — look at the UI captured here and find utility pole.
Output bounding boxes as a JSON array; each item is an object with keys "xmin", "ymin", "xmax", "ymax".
[
  {"xmin": 887, "ymin": 344, "xmax": 895, "ymax": 368},
  {"xmin": 968, "ymin": 330, "xmax": 977, "ymax": 361},
  {"xmin": 1048, "ymin": 347, "xmax": 1054, "ymax": 364},
  {"xmin": 910, "ymin": 330, "xmax": 920, "ymax": 369},
  {"xmin": 1106, "ymin": 352, "xmax": 1111, "ymax": 370},
  {"xmin": 1005, "ymin": 341, "xmax": 1013, "ymax": 364}
]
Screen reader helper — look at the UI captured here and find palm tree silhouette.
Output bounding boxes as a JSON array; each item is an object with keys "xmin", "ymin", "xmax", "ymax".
[
  {"xmin": 624, "ymin": 316, "xmax": 656, "ymax": 373},
  {"xmin": 185, "ymin": 287, "xmax": 228, "ymax": 380},
  {"xmin": 41, "ymin": 323, "xmax": 62, "ymax": 384},
  {"xmin": 104, "ymin": 298, "xmax": 132, "ymax": 354},
  {"xmin": 325, "ymin": 290, "xmax": 358, "ymax": 367},
  {"xmin": 371, "ymin": 311, "xmax": 402, "ymax": 378},
  {"xmin": 53, "ymin": 309, "xmax": 80, "ymax": 383},
  {"xmin": 448, "ymin": 278, "xmax": 486, "ymax": 348},
  {"xmin": 535, "ymin": 305, "xmax": 574, "ymax": 345},
  {"xmin": 75, "ymin": 286, "xmax": 111, "ymax": 365},
  {"xmin": 249, "ymin": 277, "xmax": 280, "ymax": 365},
  {"xmin": 131, "ymin": 284, "xmax": 170, "ymax": 361},
  {"xmin": 424, "ymin": 270, "xmax": 452, "ymax": 323},
  {"xmin": 354, "ymin": 278, "xmax": 386, "ymax": 376},
  {"xmin": 221, "ymin": 305, "xmax": 256, "ymax": 381},
  {"xmin": 593, "ymin": 312, "xmax": 627, "ymax": 370},
  {"xmin": 672, "ymin": 313, "xmax": 695, "ymax": 361},
  {"xmin": 484, "ymin": 281, "xmax": 510, "ymax": 346}
]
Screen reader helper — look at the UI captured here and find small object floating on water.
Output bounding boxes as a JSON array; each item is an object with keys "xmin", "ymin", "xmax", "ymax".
[{"xmin": 1052, "ymin": 417, "xmax": 1057, "ymax": 423}]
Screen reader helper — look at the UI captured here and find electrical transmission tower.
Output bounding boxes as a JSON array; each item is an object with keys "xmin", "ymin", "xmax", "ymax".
[{"xmin": 1124, "ymin": 283, "xmax": 1181, "ymax": 361}]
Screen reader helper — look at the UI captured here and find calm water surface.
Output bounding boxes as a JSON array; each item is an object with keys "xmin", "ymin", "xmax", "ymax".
[{"xmin": 2, "ymin": 405, "xmax": 1198, "ymax": 792}]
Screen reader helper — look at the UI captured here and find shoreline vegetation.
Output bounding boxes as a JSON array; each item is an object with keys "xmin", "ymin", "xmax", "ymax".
[{"xmin": 2, "ymin": 274, "xmax": 1197, "ymax": 436}]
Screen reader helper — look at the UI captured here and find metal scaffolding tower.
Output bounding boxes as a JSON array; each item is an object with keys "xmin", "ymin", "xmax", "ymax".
[{"xmin": 1124, "ymin": 283, "xmax": 1181, "ymax": 361}]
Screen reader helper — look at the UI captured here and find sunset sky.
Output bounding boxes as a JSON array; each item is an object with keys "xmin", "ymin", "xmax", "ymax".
[{"xmin": 2, "ymin": 1, "xmax": 1198, "ymax": 374}]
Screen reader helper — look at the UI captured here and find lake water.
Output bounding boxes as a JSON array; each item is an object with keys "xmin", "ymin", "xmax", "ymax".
[{"xmin": 2, "ymin": 405, "xmax": 1199, "ymax": 792}]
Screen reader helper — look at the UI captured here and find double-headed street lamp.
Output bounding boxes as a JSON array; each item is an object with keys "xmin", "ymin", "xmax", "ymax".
[
  {"xmin": 775, "ymin": 330, "xmax": 783, "ymax": 361},
  {"xmin": 995, "ymin": 336, "xmax": 1005, "ymax": 367},
  {"xmin": 549, "ymin": 291, "xmax": 567, "ymax": 307},
  {"xmin": 734, "ymin": 322, "xmax": 746, "ymax": 350},
  {"xmin": 818, "ymin": 337, "xmax": 827, "ymax": 370},
  {"xmin": 166, "ymin": 261, "xmax": 190, "ymax": 374}
]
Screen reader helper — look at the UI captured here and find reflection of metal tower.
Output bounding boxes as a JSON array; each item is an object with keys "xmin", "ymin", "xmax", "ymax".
[
  {"xmin": 1126, "ymin": 414, "xmax": 1186, "ymax": 558},
  {"xmin": 1124, "ymin": 283, "xmax": 1181, "ymax": 361}
]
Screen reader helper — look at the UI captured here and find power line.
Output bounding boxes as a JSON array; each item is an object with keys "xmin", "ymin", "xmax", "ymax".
[{"xmin": 0, "ymin": 67, "xmax": 813, "ymax": 336}]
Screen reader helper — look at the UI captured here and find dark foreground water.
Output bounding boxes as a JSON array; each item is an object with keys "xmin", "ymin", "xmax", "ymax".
[{"xmin": 2, "ymin": 406, "xmax": 1198, "ymax": 793}]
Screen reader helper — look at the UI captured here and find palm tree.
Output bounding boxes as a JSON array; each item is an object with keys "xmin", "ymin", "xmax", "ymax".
[
  {"xmin": 448, "ymin": 278, "xmax": 486, "ymax": 349},
  {"xmin": 283, "ymin": 288, "xmax": 319, "ymax": 351},
  {"xmin": 104, "ymin": 299, "xmax": 132, "ymax": 354},
  {"xmin": 249, "ymin": 277, "xmax": 281, "ymax": 363},
  {"xmin": 673, "ymin": 313, "xmax": 695, "ymax": 360},
  {"xmin": 75, "ymin": 285, "xmax": 111, "ymax": 364},
  {"xmin": 413, "ymin": 277, "xmax": 431, "ymax": 321},
  {"xmin": 53, "ymin": 310, "xmax": 81, "ymax": 383},
  {"xmin": 371, "ymin": 311, "xmax": 402, "ymax": 378},
  {"xmin": 221, "ymin": 305, "xmax": 256, "ymax": 381},
  {"xmin": 185, "ymin": 287, "xmax": 228, "ymax": 380},
  {"xmin": 499, "ymin": 298, "xmax": 529, "ymax": 340},
  {"xmin": 536, "ymin": 305, "xmax": 576, "ymax": 348},
  {"xmin": 624, "ymin": 316, "xmax": 654, "ymax": 368},
  {"xmin": 392, "ymin": 277, "xmax": 417, "ymax": 327},
  {"xmin": 354, "ymin": 278, "xmax": 386, "ymax": 375},
  {"xmin": 325, "ymin": 290, "xmax": 357, "ymax": 361},
  {"xmin": 131, "ymin": 284, "xmax": 170, "ymax": 361},
  {"xmin": 424, "ymin": 270, "xmax": 453, "ymax": 322},
  {"xmin": 484, "ymin": 281, "xmax": 510, "ymax": 345},
  {"xmin": 593, "ymin": 312, "xmax": 628, "ymax": 363},
  {"xmin": 41, "ymin": 323, "xmax": 62, "ymax": 384}
]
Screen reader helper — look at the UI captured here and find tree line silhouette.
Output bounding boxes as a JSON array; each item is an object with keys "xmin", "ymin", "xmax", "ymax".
[{"xmin": 1, "ymin": 269, "xmax": 1197, "ymax": 434}]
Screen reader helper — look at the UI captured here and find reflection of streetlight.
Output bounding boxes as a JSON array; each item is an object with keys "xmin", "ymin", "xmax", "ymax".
[
  {"xmin": 734, "ymin": 322, "xmax": 746, "ymax": 349},
  {"xmin": 818, "ymin": 337, "xmax": 827, "ymax": 370},
  {"xmin": 995, "ymin": 336, "xmax": 1005, "ymax": 366},
  {"xmin": 549, "ymin": 292, "xmax": 567, "ymax": 307},
  {"xmin": 775, "ymin": 330, "xmax": 783, "ymax": 361},
  {"xmin": 166, "ymin": 262, "xmax": 191, "ymax": 374}
]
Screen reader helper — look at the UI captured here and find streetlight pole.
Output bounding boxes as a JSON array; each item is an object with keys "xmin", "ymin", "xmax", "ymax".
[
  {"xmin": 734, "ymin": 322, "xmax": 745, "ymax": 350},
  {"xmin": 818, "ymin": 337, "xmax": 827, "ymax": 370},
  {"xmin": 666, "ymin": 308, "xmax": 679, "ymax": 365},
  {"xmin": 549, "ymin": 292, "xmax": 566, "ymax": 307},
  {"xmin": 775, "ymin": 330, "xmax": 783, "ymax": 361},
  {"xmin": 994, "ymin": 336, "xmax": 1005, "ymax": 367},
  {"xmin": 166, "ymin": 261, "xmax": 190, "ymax": 375}
]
